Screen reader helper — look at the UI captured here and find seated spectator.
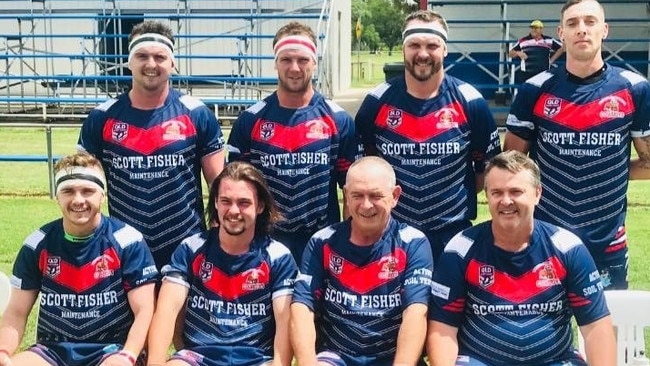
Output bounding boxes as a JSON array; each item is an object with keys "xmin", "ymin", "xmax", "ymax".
[
  {"xmin": 0, "ymin": 152, "xmax": 158, "ymax": 366},
  {"xmin": 146, "ymin": 161, "xmax": 298, "ymax": 366},
  {"xmin": 291, "ymin": 156, "xmax": 434, "ymax": 366},
  {"xmin": 426, "ymin": 151, "xmax": 615, "ymax": 366}
]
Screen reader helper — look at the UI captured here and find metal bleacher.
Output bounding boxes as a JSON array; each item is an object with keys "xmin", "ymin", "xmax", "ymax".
[{"xmin": 0, "ymin": 0, "xmax": 340, "ymax": 123}]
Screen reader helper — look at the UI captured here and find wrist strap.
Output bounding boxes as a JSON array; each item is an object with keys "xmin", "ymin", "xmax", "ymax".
[{"xmin": 117, "ymin": 350, "xmax": 136, "ymax": 365}]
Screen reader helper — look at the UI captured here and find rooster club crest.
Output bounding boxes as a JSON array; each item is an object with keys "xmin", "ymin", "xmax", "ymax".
[
  {"xmin": 260, "ymin": 121, "xmax": 275, "ymax": 140},
  {"xmin": 543, "ymin": 97, "xmax": 562, "ymax": 118},
  {"xmin": 378, "ymin": 255, "xmax": 400, "ymax": 279},
  {"xmin": 305, "ymin": 119, "xmax": 330, "ymax": 139},
  {"xmin": 92, "ymin": 255, "xmax": 114, "ymax": 279},
  {"xmin": 535, "ymin": 261, "xmax": 561, "ymax": 287},
  {"xmin": 200, "ymin": 261, "xmax": 213, "ymax": 282},
  {"xmin": 329, "ymin": 254, "xmax": 343, "ymax": 275},
  {"xmin": 111, "ymin": 122, "xmax": 128, "ymax": 142},
  {"xmin": 46, "ymin": 256, "xmax": 61, "ymax": 278},
  {"xmin": 435, "ymin": 108, "xmax": 459, "ymax": 129},
  {"xmin": 479, "ymin": 265, "xmax": 495, "ymax": 288},
  {"xmin": 242, "ymin": 268, "xmax": 266, "ymax": 291},
  {"xmin": 598, "ymin": 96, "xmax": 626, "ymax": 119},
  {"xmin": 386, "ymin": 109, "xmax": 403, "ymax": 128},
  {"xmin": 161, "ymin": 120, "xmax": 187, "ymax": 141}
]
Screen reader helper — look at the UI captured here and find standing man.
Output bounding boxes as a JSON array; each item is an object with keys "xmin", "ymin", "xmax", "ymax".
[
  {"xmin": 291, "ymin": 156, "xmax": 433, "ymax": 366},
  {"xmin": 0, "ymin": 152, "xmax": 158, "ymax": 366},
  {"xmin": 504, "ymin": 0, "xmax": 650, "ymax": 290},
  {"xmin": 78, "ymin": 20, "xmax": 226, "ymax": 269},
  {"xmin": 355, "ymin": 10, "xmax": 502, "ymax": 261},
  {"xmin": 427, "ymin": 151, "xmax": 615, "ymax": 366},
  {"xmin": 509, "ymin": 19, "xmax": 564, "ymax": 84},
  {"xmin": 227, "ymin": 21, "xmax": 359, "ymax": 264},
  {"xmin": 147, "ymin": 162, "xmax": 298, "ymax": 366}
]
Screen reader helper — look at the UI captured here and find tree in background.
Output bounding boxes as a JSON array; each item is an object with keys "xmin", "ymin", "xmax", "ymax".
[{"xmin": 352, "ymin": 0, "xmax": 411, "ymax": 55}]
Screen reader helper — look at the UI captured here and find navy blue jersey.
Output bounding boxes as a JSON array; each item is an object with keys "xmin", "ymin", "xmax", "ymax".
[
  {"xmin": 12, "ymin": 216, "xmax": 158, "ymax": 345},
  {"xmin": 227, "ymin": 92, "xmax": 358, "ymax": 238},
  {"xmin": 355, "ymin": 76, "xmax": 501, "ymax": 235},
  {"xmin": 510, "ymin": 34, "xmax": 562, "ymax": 74},
  {"xmin": 78, "ymin": 90, "xmax": 225, "ymax": 268},
  {"xmin": 429, "ymin": 220, "xmax": 609, "ymax": 366},
  {"xmin": 507, "ymin": 65, "xmax": 650, "ymax": 261},
  {"xmin": 162, "ymin": 229, "xmax": 297, "ymax": 357},
  {"xmin": 292, "ymin": 218, "xmax": 433, "ymax": 362}
]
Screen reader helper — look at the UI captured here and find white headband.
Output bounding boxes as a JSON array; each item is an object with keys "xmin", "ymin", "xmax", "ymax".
[
  {"xmin": 128, "ymin": 33, "xmax": 175, "ymax": 64},
  {"xmin": 55, "ymin": 167, "xmax": 106, "ymax": 195},
  {"xmin": 273, "ymin": 35, "xmax": 317, "ymax": 61},
  {"xmin": 402, "ymin": 23, "xmax": 448, "ymax": 45}
]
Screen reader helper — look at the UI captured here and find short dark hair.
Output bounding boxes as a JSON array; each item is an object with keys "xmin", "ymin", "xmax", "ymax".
[
  {"xmin": 272, "ymin": 21, "xmax": 317, "ymax": 48},
  {"xmin": 560, "ymin": 0, "xmax": 604, "ymax": 21},
  {"xmin": 485, "ymin": 151, "xmax": 541, "ymax": 190},
  {"xmin": 206, "ymin": 161, "xmax": 283, "ymax": 237},
  {"xmin": 404, "ymin": 10, "xmax": 449, "ymax": 33},
  {"xmin": 128, "ymin": 20, "xmax": 174, "ymax": 45}
]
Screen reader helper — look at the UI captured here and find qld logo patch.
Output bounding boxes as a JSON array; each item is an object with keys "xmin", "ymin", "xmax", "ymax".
[
  {"xmin": 200, "ymin": 261, "xmax": 213, "ymax": 282},
  {"xmin": 479, "ymin": 265, "xmax": 495, "ymax": 288},
  {"xmin": 329, "ymin": 254, "xmax": 343, "ymax": 275},
  {"xmin": 386, "ymin": 109, "xmax": 403, "ymax": 128},
  {"xmin": 543, "ymin": 97, "xmax": 561, "ymax": 118},
  {"xmin": 46, "ymin": 256, "xmax": 61, "ymax": 278},
  {"xmin": 260, "ymin": 121, "xmax": 275, "ymax": 141},
  {"xmin": 111, "ymin": 122, "xmax": 128, "ymax": 142}
]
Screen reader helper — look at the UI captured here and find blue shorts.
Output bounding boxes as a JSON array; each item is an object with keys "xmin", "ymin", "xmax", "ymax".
[
  {"xmin": 316, "ymin": 350, "xmax": 427, "ymax": 366},
  {"xmin": 454, "ymin": 351, "xmax": 587, "ymax": 366},
  {"xmin": 170, "ymin": 346, "xmax": 271, "ymax": 366},
  {"xmin": 595, "ymin": 248, "xmax": 629, "ymax": 290},
  {"xmin": 28, "ymin": 342, "xmax": 141, "ymax": 366}
]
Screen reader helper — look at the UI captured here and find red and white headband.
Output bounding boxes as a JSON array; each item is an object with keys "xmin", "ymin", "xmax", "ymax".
[
  {"xmin": 402, "ymin": 23, "xmax": 448, "ymax": 45},
  {"xmin": 273, "ymin": 35, "xmax": 317, "ymax": 61},
  {"xmin": 128, "ymin": 33, "xmax": 175, "ymax": 64}
]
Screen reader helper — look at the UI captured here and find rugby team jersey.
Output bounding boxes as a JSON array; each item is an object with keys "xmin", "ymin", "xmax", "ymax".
[
  {"xmin": 227, "ymin": 91, "xmax": 359, "ymax": 237},
  {"xmin": 162, "ymin": 229, "xmax": 297, "ymax": 354},
  {"xmin": 13, "ymin": 216, "xmax": 158, "ymax": 344},
  {"xmin": 430, "ymin": 220, "xmax": 609, "ymax": 365},
  {"xmin": 292, "ymin": 218, "xmax": 433, "ymax": 362},
  {"xmin": 355, "ymin": 75, "xmax": 501, "ymax": 235},
  {"xmin": 78, "ymin": 90, "xmax": 225, "ymax": 268},
  {"xmin": 507, "ymin": 65, "xmax": 650, "ymax": 261}
]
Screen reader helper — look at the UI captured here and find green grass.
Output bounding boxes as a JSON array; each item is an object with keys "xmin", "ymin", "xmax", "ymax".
[{"xmin": 351, "ymin": 50, "xmax": 403, "ymax": 87}]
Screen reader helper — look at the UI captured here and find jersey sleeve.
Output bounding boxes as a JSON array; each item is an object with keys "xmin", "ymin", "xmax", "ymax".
[
  {"xmin": 12, "ymin": 229, "xmax": 46, "ymax": 290},
  {"xmin": 428, "ymin": 233, "xmax": 470, "ymax": 327},
  {"xmin": 268, "ymin": 241, "xmax": 299, "ymax": 299},
  {"xmin": 332, "ymin": 107, "xmax": 360, "ymax": 188},
  {"xmin": 552, "ymin": 38, "xmax": 563, "ymax": 52},
  {"xmin": 506, "ymin": 82, "xmax": 542, "ymax": 141},
  {"xmin": 191, "ymin": 104, "xmax": 225, "ymax": 158},
  {"xmin": 354, "ymin": 91, "xmax": 384, "ymax": 155},
  {"xmin": 401, "ymin": 228, "xmax": 434, "ymax": 307},
  {"xmin": 77, "ymin": 108, "xmax": 107, "ymax": 156},
  {"xmin": 161, "ymin": 234, "xmax": 204, "ymax": 286},
  {"xmin": 564, "ymin": 243, "xmax": 610, "ymax": 326},
  {"xmin": 465, "ymin": 86, "xmax": 502, "ymax": 173},
  {"xmin": 227, "ymin": 110, "xmax": 257, "ymax": 163},
  {"xmin": 629, "ymin": 75, "xmax": 650, "ymax": 136},
  {"xmin": 117, "ymin": 225, "xmax": 159, "ymax": 291},
  {"xmin": 291, "ymin": 234, "xmax": 326, "ymax": 312}
]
